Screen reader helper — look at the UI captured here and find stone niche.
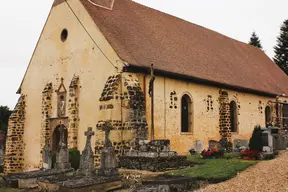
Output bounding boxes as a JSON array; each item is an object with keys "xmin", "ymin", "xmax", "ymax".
[
  {"xmin": 94, "ymin": 73, "xmax": 148, "ymax": 167},
  {"xmin": 4, "ymin": 95, "xmax": 26, "ymax": 174},
  {"xmin": 56, "ymin": 78, "xmax": 67, "ymax": 118}
]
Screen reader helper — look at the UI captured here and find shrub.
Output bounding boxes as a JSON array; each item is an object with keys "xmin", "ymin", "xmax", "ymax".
[
  {"xmin": 69, "ymin": 148, "xmax": 81, "ymax": 170},
  {"xmin": 249, "ymin": 126, "xmax": 263, "ymax": 151}
]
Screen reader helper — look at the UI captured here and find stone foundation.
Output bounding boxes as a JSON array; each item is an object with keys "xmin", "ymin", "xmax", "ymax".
[{"xmin": 4, "ymin": 95, "xmax": 26, "ymax": 174}]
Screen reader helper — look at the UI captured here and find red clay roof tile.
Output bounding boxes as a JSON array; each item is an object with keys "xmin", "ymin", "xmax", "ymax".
[{"xmin": 77, "ymin": 0, "xmax": 288, "ymax": 95}]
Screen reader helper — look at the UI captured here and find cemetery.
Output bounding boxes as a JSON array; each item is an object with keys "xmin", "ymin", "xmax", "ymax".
[{"xmin": 0, "ymin": 120, "xmax": 287, "ymax": 192}]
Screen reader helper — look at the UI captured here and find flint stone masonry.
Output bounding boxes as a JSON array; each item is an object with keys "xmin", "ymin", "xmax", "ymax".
[
  {"xmin": 99, "ymin": 74, "xmax": 121, "ymax": 101},
  {"xmin": 40, "ymin": 83, "xmax": 53, "ymax": 165},
  {"xmin": 4, "ymin": 95, "xmax": 26, "ymax": 174},
  {"xmin": 218, "ymin": 91, "xmax": 232, "ymax": 138},
  {"xmin": 68, "ymin": 75, "xmax": 80, "ymax": 149},
  {"xmin": 95, "ymin": 73, "xmax": 148, "ymax": 167}
]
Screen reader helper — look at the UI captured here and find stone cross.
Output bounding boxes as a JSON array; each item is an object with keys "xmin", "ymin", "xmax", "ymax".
[
  {"xmin": 58, "ymin": 125, "xmax": 66, "ymax": 149},
  {"xmin": 98, "ymin": 121, "xmax": 119, "ymax": 177},
  {"xmin": 103, "ymin": 122, "xmax": 112, "ymax": 147},
  {"xmin": 42, "ymin": 139, "xmax": 52, "ymax": 170},
  {"xmin": 84, "ymin": 127, "xmax": 94, "ymax": 149},
  {"xmin": 55, "ymin": 125, "xmax": 71, "ymax": 169},
  {"xmin": 79, "ymin": 127, "xmax": 95, "ymax": 176}
]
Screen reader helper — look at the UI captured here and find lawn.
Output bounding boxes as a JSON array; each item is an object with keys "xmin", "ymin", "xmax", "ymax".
[{"xmin": 167, "ymin": 153, "xmax": 257, "ymax": 182}]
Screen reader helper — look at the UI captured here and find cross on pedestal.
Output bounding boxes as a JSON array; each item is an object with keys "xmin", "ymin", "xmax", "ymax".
[
  {"xmin": 103, "ymin": 121, "xmax": 112, "ymax": 147},
  {"xmin": 84, "ymin": 127, "xmax": 94, "ymax": 149},
  {"xmin": 58, "ymin": 125, "xmax": 66, "ymax": 148}
]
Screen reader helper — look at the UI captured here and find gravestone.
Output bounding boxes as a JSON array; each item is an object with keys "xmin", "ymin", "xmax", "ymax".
[
  {"xmin": 78, "ymin": 127, "xmax": 95, "ymax": 176},
  {"xmin": 42, "ymin": 140, "xmax": 52, "ymax": 170},
  {"xmin": 193, "ymin": 140, "xmax": 204, "ymax": 153},
  {"xmin": 262, "ymin": 130, "xmax": 273, "ymax": 153},
  {"xmin": 55, "ymin": 126, "xmax": 71, "ymax": 169},
  {"xmin": 0, "ymin": 148, "xmax": 4, "ymax": 165},
  {"xmin": 208, "ymin": 140, "xmax": 219, "ymax": 149},
  {"xmin": 233, "ymin": 139, "xmax": 249, "ymax": 148},
  {"xmin": 98, "ymin": 121, "xmax": 119, "ymax": 177}
]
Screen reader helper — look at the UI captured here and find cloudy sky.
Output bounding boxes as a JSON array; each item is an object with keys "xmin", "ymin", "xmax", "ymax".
[{"xmin": 0, "ymin": 0, "xmax": 287, "ymax": 109}]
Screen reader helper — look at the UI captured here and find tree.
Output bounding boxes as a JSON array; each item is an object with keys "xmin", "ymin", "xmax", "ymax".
[
  {"xmin": 273, "ymin": 19, "xmax": 288, "ymax": 75},
  {"xmin": 248, "ymin": 32, "xmax": 263, "ymax": 49},
  {"xmin": 249, "ymin": 126, "xmax": 263, "ymax": 151},
  {"xmin": 0, "ymin": 106, "xmax": 12, "ymax": 134}
]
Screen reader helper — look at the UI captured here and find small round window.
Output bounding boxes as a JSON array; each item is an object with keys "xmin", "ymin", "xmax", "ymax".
[{"xmin": 61, "ymin": 29, "xmax": 68, "ymax": 42}]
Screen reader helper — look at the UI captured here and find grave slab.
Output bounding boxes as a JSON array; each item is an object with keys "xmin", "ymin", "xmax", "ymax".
[{"xmin": 4, "ymin": 168, "xmax": 74, "ymax": 189}]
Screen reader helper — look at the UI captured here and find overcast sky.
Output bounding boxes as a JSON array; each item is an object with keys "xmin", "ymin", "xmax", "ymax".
[{"xmin": 0, "ymin": 0, "xmax": 287, "ymax": 109}]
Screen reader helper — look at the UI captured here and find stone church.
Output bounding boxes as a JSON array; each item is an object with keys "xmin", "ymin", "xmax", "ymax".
[{"xmin": 4, "ymin": 0, "xmax": 288, "ymax": 173}]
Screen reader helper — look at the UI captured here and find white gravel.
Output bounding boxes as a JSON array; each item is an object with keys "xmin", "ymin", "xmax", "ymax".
[{"xmin": 196, "ymin": 151, "xmax": 288, "ymax": 192}]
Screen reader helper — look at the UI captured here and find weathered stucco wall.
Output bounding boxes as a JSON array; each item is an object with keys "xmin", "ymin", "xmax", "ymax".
[
  {"xmin": 18, "ymin": 0, "xmax": 123, "ymax": 171},
  {"xmin": 141, "ymin": 74, "xmax": 275, "ymax": 154}
]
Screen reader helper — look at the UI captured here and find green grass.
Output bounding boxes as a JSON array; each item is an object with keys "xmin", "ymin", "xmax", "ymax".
[{"xmin": 167, "ymin": 154, "xmax": 257, "ymax": 181}]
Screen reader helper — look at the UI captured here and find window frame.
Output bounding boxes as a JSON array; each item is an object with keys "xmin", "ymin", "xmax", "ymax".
[
  {"xmin": 229, "ymin": 100, "xmax": 238, "ymax": 134},
  {"xmin": 180, "ymin": 93, "xmax": 193, "ymax": 134}
]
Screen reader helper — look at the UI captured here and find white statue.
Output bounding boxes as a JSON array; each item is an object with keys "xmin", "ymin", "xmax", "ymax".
[{"xmin": 60, "ymin": 97, "xmax": 65, "ymax": 115}]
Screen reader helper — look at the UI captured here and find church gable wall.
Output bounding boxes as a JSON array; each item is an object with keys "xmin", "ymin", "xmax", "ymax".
[{"xmin": 17, "ymin": 0, "xmax": 123, "ymax": 171}]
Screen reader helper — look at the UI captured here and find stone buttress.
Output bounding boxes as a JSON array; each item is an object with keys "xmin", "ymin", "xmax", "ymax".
[
  {"xmin": 94, "ymin": 73, "xmax": 148, "ymax": 167},
  {"xmin": 4, "ymin": 95, "xmax": 26, "ymax": 174},
  {"xmin": 218, "ymin": 91, "xmax": 231, "ymax": 138},
  {"xmin": 40, "ymin": 83, "xmax": 53, "ymax": 165},
  {"xmin": 68, "ymin": 75, "xmax": 80, "ymax": 149}
]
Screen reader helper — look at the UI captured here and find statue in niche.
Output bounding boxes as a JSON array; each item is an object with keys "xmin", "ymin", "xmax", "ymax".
[
  {"xmin": 60, "ymin": 96, "xmax": 65, "ymax": 116},
  {"xmin": 57, "ymin": 78, "xmax": 67, "ymax": 117}
]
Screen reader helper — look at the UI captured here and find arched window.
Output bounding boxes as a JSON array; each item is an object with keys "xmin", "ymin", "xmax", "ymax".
[
  {"xmin": 229, "ymin": 101, "xmax": 238, "ymax": 133},
  {"xmin": 181, "ymin": 94, "xmax": 192, "ymax": 133},
  {"xmin": 265, "ymin": 106, "xmax": 272, "ymax": 126}
]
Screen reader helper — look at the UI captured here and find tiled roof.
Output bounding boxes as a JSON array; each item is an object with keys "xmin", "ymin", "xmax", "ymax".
[{"xmin": 58, "ymin": 0, "xmax": 288, "ymax": 95}]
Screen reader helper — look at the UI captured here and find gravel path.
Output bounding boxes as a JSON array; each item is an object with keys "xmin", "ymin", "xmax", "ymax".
[{"xmin": 196, "ymin": 151, "xmax": 288, "ymax": 192}]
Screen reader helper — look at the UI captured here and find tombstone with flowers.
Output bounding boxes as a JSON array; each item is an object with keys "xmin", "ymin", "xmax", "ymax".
[{"xmin": 201, "ymin": 146, "xmax": 225, "ymax": 159}]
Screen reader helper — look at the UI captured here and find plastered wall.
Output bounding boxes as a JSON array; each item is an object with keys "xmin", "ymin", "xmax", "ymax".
[{"xmin": 141, "ymin": 74, "xmax": 275, "ymax": 154}]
